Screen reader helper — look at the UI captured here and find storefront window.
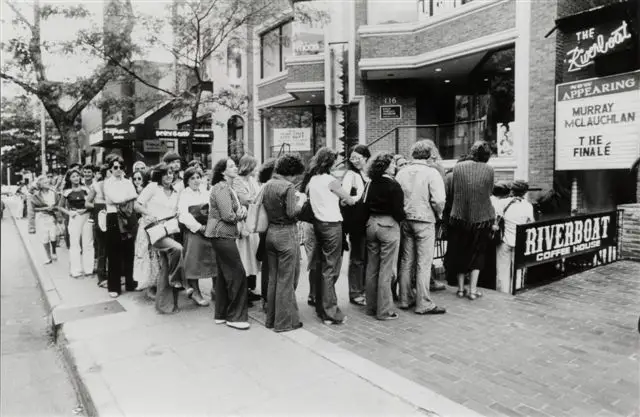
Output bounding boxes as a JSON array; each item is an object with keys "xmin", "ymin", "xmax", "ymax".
[
  {"xmin": 260, "ymin": 21, "xmax": 293, "ymax": 79},
  {"xmin": 262, "ymin": 106, "xmax": 325, "ymax": 164}
]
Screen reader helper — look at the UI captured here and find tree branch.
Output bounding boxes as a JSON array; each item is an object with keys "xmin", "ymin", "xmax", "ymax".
[
  {"xmin": 0, "ymin": 72, "xmax": 39, "ymax": 95},
  {"xmin": 30, "ymin": 0, "xmax": 48, "ymax": 84},
  {"xmin": 5, "ymin": 1, "xmax": 33, "ymax": 31}
]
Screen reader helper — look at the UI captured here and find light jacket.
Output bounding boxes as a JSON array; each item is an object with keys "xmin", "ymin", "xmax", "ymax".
[{"xmin": 395, "ymin": 160, "xmax": 446, "ymax": 223}]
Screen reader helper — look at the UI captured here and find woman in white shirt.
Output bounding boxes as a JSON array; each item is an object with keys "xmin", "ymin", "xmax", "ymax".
[
  {"xmin": 135, "ymin": 163, "xmax": 185, "ymax": 314},
  {"xmin": 301, "ymin": 147, "xmax": 356, "ymax": 325},
  {"xmin": 178, "ymin": 167, "xmax": 216, "ymax": 307},
  {"xmin": 341, "ymin": 144, "xmax": 370, "ymax": 306}
]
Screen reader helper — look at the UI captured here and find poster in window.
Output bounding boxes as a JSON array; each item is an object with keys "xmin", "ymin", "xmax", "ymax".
[{"xmin": 497, "ymin": 122, "xmax": 515, "ymax": 157}]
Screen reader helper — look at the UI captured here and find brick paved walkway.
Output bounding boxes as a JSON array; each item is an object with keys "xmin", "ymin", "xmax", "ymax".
[{"xmin": 251, "ymin": 260, "xmax": 639, "ymax": 417}]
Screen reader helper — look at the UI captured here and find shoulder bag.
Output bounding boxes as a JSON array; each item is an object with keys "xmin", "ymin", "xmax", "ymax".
[
  {"xmin": 145, "ymin": 216, "xmax": 181, "ymax": 245},
  {"xmin": 245, "ymin": 188, "xmax": 268, "ymax": 234},
  {"xmin": 494, "ymin": 197, "xmax": 521, "ymax": 243}
]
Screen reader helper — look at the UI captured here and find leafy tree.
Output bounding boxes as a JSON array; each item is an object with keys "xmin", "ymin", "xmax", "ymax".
[{"xmin": 0, "ymin": 0, "xmax": 135, "ymax": 163}]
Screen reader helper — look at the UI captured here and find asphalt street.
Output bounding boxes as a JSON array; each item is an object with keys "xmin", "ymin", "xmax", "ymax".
[{"xmin": 1, "ymin": 214, "xmax": 82, "ymax": 416}]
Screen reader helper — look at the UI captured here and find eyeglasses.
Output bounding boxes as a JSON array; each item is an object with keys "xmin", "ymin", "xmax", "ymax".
[{"xmin": 350, "ymin": 155, "xmax": 364, "ymax": 162}]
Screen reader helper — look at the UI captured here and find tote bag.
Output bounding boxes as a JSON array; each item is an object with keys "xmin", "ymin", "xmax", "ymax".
[
  {"xmin": 245, "ymin": 188, "xmax": 268, "ymax": 234},
  {"xmin": 145, "ymin": 217, "xmax": 180, "ymax": 245}
]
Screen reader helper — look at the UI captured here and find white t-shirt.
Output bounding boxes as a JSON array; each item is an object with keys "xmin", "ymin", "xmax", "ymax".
[
  {"xmin": 498, "ymin": 197, "xmax": 535, "ymax": 247},
  {"xmin": 342, "ymin": 170, "xmax": 368, "ymax": 200},
  {"xmin": 309, "ymin": 174, "xmax": 342, "ymax": 222},
  {"xmin": 137, "ymin": 183, "xmax": 179, "ymax": 220}
]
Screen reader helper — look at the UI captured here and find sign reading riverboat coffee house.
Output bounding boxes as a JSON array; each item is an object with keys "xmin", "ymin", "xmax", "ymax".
[{"xmin": 555, "ymin": 70, "xmax": 640, "ymax": 170}]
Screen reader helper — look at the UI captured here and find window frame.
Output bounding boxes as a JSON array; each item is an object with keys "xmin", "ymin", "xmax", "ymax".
[{"xmin": 260, "ymin": 20, "xmax": 293, "ymax": 79}]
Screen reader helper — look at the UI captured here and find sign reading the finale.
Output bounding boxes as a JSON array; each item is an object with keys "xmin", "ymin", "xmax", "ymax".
[
  {"xmin": 272, "ymin": 128, "xmax": 312, "ymax": 151},
  {"xmin": 555, "ymin": 70, "xmax": 640, "ymax": 170},
  {"xmin": 514, "ymin": 211, "xmax": 617, "ymax": 268}
]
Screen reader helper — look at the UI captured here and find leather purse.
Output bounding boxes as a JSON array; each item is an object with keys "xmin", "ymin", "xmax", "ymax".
[{"xmin": 145, "ymin": 217, "xmax": 180, "ymax": 245}]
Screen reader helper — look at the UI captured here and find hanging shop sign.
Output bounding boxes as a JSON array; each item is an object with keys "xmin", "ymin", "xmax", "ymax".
[
  {"xmin": 143, "ymin": 139, "xmax": 178, "ymax": 153},
  {"xmin": 563, "ymin": 20, "xmax": 633, "ymax": 75},
  {"xmin": 272, "ymin": 128, "xmax": 312, "ymax": 151},
  {"xmin": 514, "ymin": 211, "xmax": 618, "ymax": 269},
  {"xmin": 380, "ymin": 105, "xmax": 402, "ymax": 120},
  {"xmin": 154, "ymin": 129, "xmax": 213, "ymax": 140},
  {"xmin": 555, "ymin": 70, "xmax": 640, "ymax": 170},
  {"xmin": 102, "ymin": 125, "xmax": 137, "ymax": 142}
]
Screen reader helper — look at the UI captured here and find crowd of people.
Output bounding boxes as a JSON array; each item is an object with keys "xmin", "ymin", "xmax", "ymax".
[{"xmin": 23, "ymin": 139, "xmax": 535, "ymax": 332}]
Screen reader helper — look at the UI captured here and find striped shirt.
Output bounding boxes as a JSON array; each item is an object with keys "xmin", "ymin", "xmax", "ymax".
[
  {"xmin": 204, "ymin": 181, "xmax": 242, "ymax": 239},
  {"xmin": 262, "ymin": 176, "xmax": 299, "ymax": 225}
]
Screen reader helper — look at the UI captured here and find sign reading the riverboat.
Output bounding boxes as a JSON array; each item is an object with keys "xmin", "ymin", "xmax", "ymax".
[
  {"xmin": 555, "ymin": 70, "xmax": 640, "ymax": 170},
  {"xmin": 563, "ymin": 20, "xmax": 633, "ymax": 75},
  {"xmin": 380, "ymin": 105, "xmax": 402, "ymax": 120},
  {"xmin": 514, "ymin": 211, "xmax": 617, "ymax": 268},
  {"xmin": 273, "ymin": 128, "xmax": 311, "ymax": 151}
]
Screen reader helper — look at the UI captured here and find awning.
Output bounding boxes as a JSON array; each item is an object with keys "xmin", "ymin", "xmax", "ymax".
[{"xmin": 130, "ymin": 99, "xmax": 176, "ymax": 125}]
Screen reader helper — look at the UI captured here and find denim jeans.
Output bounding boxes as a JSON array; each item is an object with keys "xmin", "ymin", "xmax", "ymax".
[
  {"xmin": 212, "ymin": 238, "xmax": 248, "ymax": 323},
  {"xmin": 365, "ymin": 215, "xmax": 400, "ymax": 319},
  {"xmin": 266, "ymin": 224, "xmax": 301, "ymax": 331},
  {"xmin": 301, "ymin": 222, "xmax": 319, "ymax": 301},
  {"xmin": 348, "ymin": 233, "xmax": 367, "ymax": 300},
  {"xmin": 312, "ymin": 221, "xmax": 344, "ymax": 322},
  {"xmin": 399, "ymin": 221, "xmax": 436, "ymax": 312},
  {"xmin": 153, "ymin": 236, "xmax": 184, "ymax": 314}
]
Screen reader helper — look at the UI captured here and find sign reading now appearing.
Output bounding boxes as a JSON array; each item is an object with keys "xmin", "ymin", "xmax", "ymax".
[
  {"xmin": 555, "ymin": 70, "xmax": 640, "ymax": 170},
  {"xmin": 272, "ymin": 128, "xmax": 312, "ymax": 151}
]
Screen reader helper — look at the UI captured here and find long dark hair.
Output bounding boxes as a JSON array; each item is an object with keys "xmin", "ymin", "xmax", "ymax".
[
  {"xmin": 346, "ymin": 144, "xmax": 371, "ymax": 172},
  {"xmin": 63, "ymin": 168, "xmax": 82, "ymax": 190},
  {"xmin": 211, "ymin": 158, "xmax": 230, "ymax": 186},
  {"xmin": 367, "ymin": 153, "xmax": 394, "ymax": 181},
  {"xmin": 149, "ymin": 163, "xmax": 171, "ymax": 185},
  {"xmin": 300, "ymin": 147, "xmax": 337, "ymax": 192}
]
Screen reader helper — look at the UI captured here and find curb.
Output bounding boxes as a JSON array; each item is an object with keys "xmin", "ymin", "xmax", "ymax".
[{"xmin": 9, "ymin": 209, "xmax": 99, "ymax": 417}]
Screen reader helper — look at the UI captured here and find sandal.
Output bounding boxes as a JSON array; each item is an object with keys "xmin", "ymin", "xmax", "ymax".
[{"xmin": 467, "ymin": 291, "xmax": 483, "ymax": 301}]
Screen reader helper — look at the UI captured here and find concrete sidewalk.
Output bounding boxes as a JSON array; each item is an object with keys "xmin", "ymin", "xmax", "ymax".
[{"xmin": 9, "ymin": 211, "xmax": 481, "ymax": 417}]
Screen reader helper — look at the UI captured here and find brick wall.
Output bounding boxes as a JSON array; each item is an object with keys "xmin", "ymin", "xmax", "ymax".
[
  {"xmin": 618, "ymin": 203, "xmax": 640, "ymax": 260},
  {"xmin": 360, "ymin": 0, "xmax": 515, "ymax": 59},
  {"xmin": 354, "ymin": 0, "xmax": 367, "ymax": 97},
  {"xmin": 287, "ymin": 62, "xmax": 324, "ymax": 83},
  {"xmin": 527, "ymin": 0, "xmax": 558, "ymax": 190},
  {"xmin": 257, "ymin": 77, "xmax": 288, "ymax": 101}
]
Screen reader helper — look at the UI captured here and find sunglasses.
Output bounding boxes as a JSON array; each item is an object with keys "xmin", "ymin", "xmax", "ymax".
[
  {"xmin": 112, "ymin": 165, "xmax": 122, "ymax": 170},
  {"xmin": 133, "ymin": 177, "xmax": 143, "ymax": 181}
]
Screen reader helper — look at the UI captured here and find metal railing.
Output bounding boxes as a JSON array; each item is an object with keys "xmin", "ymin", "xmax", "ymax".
[{"xmin": 367, "ymin": 120, "xmax": 486, "ymax": 160}]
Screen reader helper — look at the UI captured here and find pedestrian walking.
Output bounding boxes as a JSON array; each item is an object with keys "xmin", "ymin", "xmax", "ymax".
[
  {"xmin": 302, "ymin": 147, "xmax": 356, "ymax": 325},
  {"xmin": 233, "ymin": 155, "xmax": 262, "ymax": 303},
  {"xmin": 262, "ymin": 154, "xmax": 307, "ymax": 332},
  {"xmin": 135, "ymin": 163, "xmax": 184, "ymax": 314},
  {"xmin": 363, "ymin": 153, "xmax": 406, "ymax": 320},
  {"xmin": 341, "ymin": 144, "xmax": 370, "ymax": 307},
  {"xmin": 396, "ymin": 141, "xmax": 447, "ymax": 314},
  {"xmin": 447, "ymin": 141, "xmax": 496, "ymax": 300},
  {"xmin": 59, "ymin": 169, "xmax": 95, "ymax": 278},
  {"xmin": 31, "ymin": 175, "xmax": 61, "ymax": 264},
  {"xmin": 103, "ymin": 156, "xmax": 139, "ymax": 298},
  {"xmin": 178, "ymin": 166, "xmax": 216, "ymax": 307},
  {"xmin": 204, "ymin": 158, "xmax": 250, "ymax": 330},
  {"xmin": 85, "ymin": 164, "xmax": 110, "ymax": 287}
]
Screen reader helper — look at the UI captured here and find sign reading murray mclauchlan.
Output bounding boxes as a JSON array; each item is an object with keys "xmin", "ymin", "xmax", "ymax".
[
  {"xmin": 555, "ymin": 70, "xmax": 640, "ymax": 170},
  {"xmin": 514, "ymin": 211, "xmax": 617, "ymax": 268}
]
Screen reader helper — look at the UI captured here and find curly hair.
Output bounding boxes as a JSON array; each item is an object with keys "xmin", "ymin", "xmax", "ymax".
[
  {"xmin": 63, "ymin": 168, "xmax": 83, "ymax": 190},
  {"xmin": 469, "ymin": 141, "xmax": 492, "ymax": 163},
  {"xmin": 275, "ymin": 154, "xmax": 305, "ymax": 177},
  {"xmin": 183, "ymin": 166, "xmax": 204, "ymax": 188},
  {"xmin": 258, "ymin": 158, "xmax": 276, "ymax": 184},
  {"xmin": 211, "ymin": 158, "xmax": 231, "ymax": 186},
  {"xmin": 300, "ymin": 147, "xmax": 337, "ymax": 191},
  {"xmin": 367, "ymin": 152, "xmax": 394, "ymax": 180}
]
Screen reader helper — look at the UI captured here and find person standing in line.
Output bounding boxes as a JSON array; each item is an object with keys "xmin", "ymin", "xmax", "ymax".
[
  {"xmin": 395, "ymin": 141, "xmax": 447, "ymax": 315},
  {"xmin": 31, "ymin": 175, "xmax": 61, "ymax": 264},
  {"xmin": 448, "ymin": 141, "xmax": 496, "ymax": 300},
  {"xmin": 495, "ymin": 181, "xmax": 535, "ymax": 294},
  {"xmin": 59, "ymin": 169, "xmax": 95, "ymax": 279},
  {"xmin": 82, "ymin": 164, "xmax": 95, "ymax": 188},
  {"xmin": 256, "ymin": 159, "xmax": 276, "ymax": 307},
  {"xmin": 205, "ymin": 158, "xmax": 250, "ymax": 330},
  {"xmin": 301, "ymin": 148, "xmax": 356, "ymax": 325},
  {"xmin": 132, "ymin": 161, "xmax": 147, "ymax": 174},
  {"xmin": 103, "ymin": 156, "xmax": 139, "ymax": 298},
  {"xmin": 262, "ymin": 154, "xmax": 307, "ymax": 332},
  {"xmin": 178, "ymin": 167, "xmax": 216, "ymax": 307},
  {"xmin": 341, "ymin": 144, "xmax": 371, "ymax": 307},
  {"xmin": 135, "ymin": 163, "xmax": 185, "ymax": 314},
  {"xmin": 85, "ymin": 164, "xmax": 110, "ymax": 287},
  {"xmin": 233, "ymin": 155, "xmax": 262, "ymax": 304},
  {"xmin": 162, "ymin": 151, "xmax": 184, "ymax": 193},
  {"xmin": 363, "ymin": 153, "xmax": 406, "ymax": 320}
]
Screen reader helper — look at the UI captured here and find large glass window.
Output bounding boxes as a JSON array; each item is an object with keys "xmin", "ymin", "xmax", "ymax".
[
  {"xmin": 260, "ymin": 21, "xmax": 293, "ymax": 79},
  {"xmin": 262, "ymin": 106, "xmax": 325, "ymax": 165}
]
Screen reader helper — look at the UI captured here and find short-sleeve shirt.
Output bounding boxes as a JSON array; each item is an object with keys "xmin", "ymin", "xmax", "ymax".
[
  {"xmin": 309, "ymin": 174, "xmax": 342, "ymax": 222},
  {"xmin": 497, "ymin": 197, "xmax": 535, "ymax": 247},
  {"xmin": 63, "ymin": 187, "xmax": 89, "ymax": 210},
  {"xmin": 137, "ymin": 183, "xmax": 179, "ymax": 220}
]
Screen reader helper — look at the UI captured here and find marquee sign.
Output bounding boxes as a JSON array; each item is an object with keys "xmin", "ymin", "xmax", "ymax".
[
  {"xmin": 154, "ymin": 129, "xmax": 213, "ymax": 140},
  {"xmin": 563, "ymin": 20, "xmax": 633, "ymax": 75},
  {"xmin": 514, "ymin": 211, "xmax": 617, "ymax": 268},
  {"xmin": 555, "ymin": 70, "xmax": 640, "ymax": 170}
]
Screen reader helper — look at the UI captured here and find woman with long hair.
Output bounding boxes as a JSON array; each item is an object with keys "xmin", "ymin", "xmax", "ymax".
[
  {"xmin": 262, "ymin": 154, "xmax": 307, "ymax": 332},
  {"xmin": 233, "ymin": 154, "xmax": 262, "ymax": 303},
  {"xmin": 363, "ymin": 153, "xmax": 405, "ymax": 320},
  {"xmin": 447, "ymin": 141, "xmax": 496, "ymax": 300},
  {"xmin": 135, "ymin": 163, "xmax": 185, "ymax": 314},
  {"xmin": 59, "ymin": 168, "xmax": 95, "ymax": 278},
  {"xmin": 178, "ymin": 166, "xmax": 216, "ymax": 306},
  {"xmin": 132, "ymin": 169, "xmax": 149, "ymax": 195},
  {"xmin": 342, "ymin": 144, "xmax": 371, "ymax": 306},
  {"xmin": 31, "ymin": 175, "xmax": 61, "ymax": 264},
  {"xmin": 204, "ymin": 158, "xmax": 250, "ymax": 330},
  {"xmin": 300, "ymin": 147, "xmax": 356, "ymax": 325}
]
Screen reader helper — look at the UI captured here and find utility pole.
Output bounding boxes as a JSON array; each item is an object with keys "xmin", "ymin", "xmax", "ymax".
[{"xmin": 41, "ymin": 102, "xmax": 47, "ymax": 174}]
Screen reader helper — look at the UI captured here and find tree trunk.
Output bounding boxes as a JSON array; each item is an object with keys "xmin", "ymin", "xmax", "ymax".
[
  {"xmin": 56, "ymin": 121, "xmax": 81, "ymax": 166},
  {"xmin": 186, "ymin": 88, "xmax": 203, "ymax": 162}
]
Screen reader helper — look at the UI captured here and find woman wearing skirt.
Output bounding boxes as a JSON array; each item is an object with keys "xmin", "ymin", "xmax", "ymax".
[{"xmin": 178, "ymin": 167, "xmax": 217, "ymax": 306}]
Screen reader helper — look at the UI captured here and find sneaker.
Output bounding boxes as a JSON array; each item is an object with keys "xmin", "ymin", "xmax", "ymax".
[
  {"xmin": 109, "ymin": 292, "xmax": 119, "ymax": 298},
  {"xmin": 378, "ymin": 312, "xmax": 399, "ymax": 321},
  {"xmin": 44, "ymin": 258, "xmax": 53, "ymax": 265},
  {"xmin": 214, "ymin": 319, "xmax": 226, "ymax": 325},
  {"xmin": 226, "ymin": 321, "xmax": 250, "ymax": 330}
]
